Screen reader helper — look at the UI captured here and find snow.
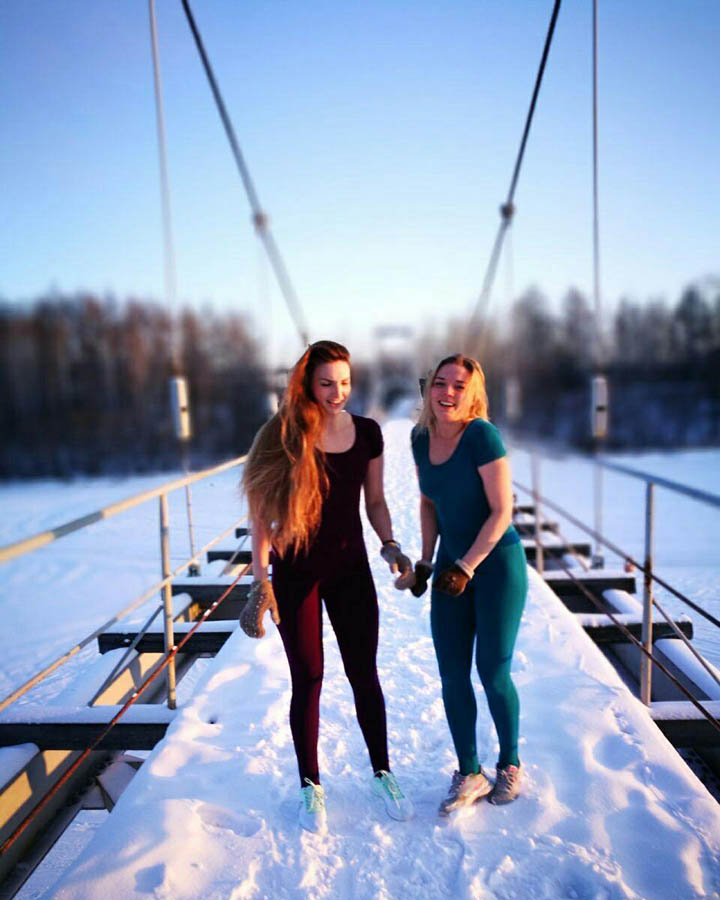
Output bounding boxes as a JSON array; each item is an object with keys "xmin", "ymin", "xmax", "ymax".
[
  {"xmin": 650, "ymin": 701, "xmax": 720, "ymax": 723},
  {"xmin": 0, "ymin": 705, "xmax": 175, "ymax": 725},
  {"xmin": 19, "ymin": 419, "xmax": 719, "ymax": 900},
  {"xmin": 101, "ymin": 619, "xmax": 237, "ymax": 635},
  {"xmin": 0, "ymin": 742, "xmax": 38, "ymax": 785}
]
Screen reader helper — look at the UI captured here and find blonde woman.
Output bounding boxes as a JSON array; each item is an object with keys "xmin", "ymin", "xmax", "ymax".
[
  {"xmin": 406, "ymin": 354, "xmax": 527, "ymax": 813},
  {"xmin": 241, "ymin": 340, "xmax": 413, "ymax": 833}
]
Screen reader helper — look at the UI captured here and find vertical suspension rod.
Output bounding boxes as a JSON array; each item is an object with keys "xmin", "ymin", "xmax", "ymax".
[
  {"xmin": 149, "ymin": 2, "xmax": 197, "ymax": 557},
  {"xmin": 640, "ymin": 483, "xmax": 655, "ymax": 705},
  {"xmin": 159, "ymin": 493, "xmax": 177, "ymax": 709},
  {"xmin": 592, "ymin": 0, "xmax": 602, "ymax": 360},
  {"xmin": 148, "ymin": 0, "xmax": 179, "ymax": 354}
]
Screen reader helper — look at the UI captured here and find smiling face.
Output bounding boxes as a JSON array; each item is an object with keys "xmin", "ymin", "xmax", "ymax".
[
  {"xmin": 311, "ymin": 360, "xmax": 351, "ymax": 415},
  {"xmin": 430, "ymin": 362, "xmax": 470, "ymax": 424}
]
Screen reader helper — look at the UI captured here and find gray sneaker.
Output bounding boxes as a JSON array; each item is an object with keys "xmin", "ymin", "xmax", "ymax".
[
  {"xmin": 438, "ymin": 769, "xmax": 492, "ymax": 816},
  {"xmin": 488, "ymin": 764, "xmax": 522, "ymax": 805}
]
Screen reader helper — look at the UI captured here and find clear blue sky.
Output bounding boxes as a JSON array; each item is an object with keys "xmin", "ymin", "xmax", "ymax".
[{"xmin": 1, "ymin": 1, "xmax": 718, "ymax": 363}]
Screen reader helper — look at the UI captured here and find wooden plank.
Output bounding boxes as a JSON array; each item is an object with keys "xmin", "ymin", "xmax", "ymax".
[
  {"xmin": 581, "ymin": 618, "xmax": 693, "ymax": 644},
  {"xmin": 0, "ymin": 721, "xmax": 170, "ymax": 751},
  {"xmin": 514, "ymin": 521, "xmax": 560, "ymax": 536},
  {"xmin": 523, "ymin": 541, "xmax": 592, "ymax": 561},
  {"xmin": 544, "ymin": 570, "xmax": 637, "ymax": 598},
  {"xmin": 0, "ymin": 748, "xmax": 112, "ymax": 887},
  {"xmin": 98, "ymin": 628, "xmax": 233, "ymax": 655},
  {"xmin": 207, "ymin": 549, "xmax": 252, "ymax": 564},
  {"xmin": 651, "ymin": 701, "xmax": 720, "ymax": 748},
  {"xmin": 171, "ymin": 580, "xmax": 250, "ymax": 605},
  {"xmin": 91, "ymin": 652, "xmax": 165, "ymax": 705},
  {"xmin": 513, "ymin": 504, "xmax": 535, "ymax": 515}
]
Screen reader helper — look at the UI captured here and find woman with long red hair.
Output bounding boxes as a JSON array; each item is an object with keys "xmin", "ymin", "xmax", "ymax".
[{"xmin": 241, "ymin": 340, "xmax": 413, "ymax": 833}]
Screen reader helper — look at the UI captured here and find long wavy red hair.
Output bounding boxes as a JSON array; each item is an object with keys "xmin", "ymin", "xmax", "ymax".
[{"xmin": 242, "ymin": 340, "xmax": 351, "ymax": 555}]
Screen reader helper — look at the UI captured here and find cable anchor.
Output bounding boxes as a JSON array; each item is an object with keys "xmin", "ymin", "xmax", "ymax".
[
  {"xmin": 253, "ymin": 210, "xmax": 269, "ymax": 234},
  {"xmin": 499, "ymin": 201, "xmax": 515, "ymax": 223}
]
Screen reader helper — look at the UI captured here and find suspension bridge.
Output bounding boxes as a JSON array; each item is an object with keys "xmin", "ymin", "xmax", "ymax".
[{"xmin": 1, "ymin": 1, "xmax": 719, "ymax": 897}]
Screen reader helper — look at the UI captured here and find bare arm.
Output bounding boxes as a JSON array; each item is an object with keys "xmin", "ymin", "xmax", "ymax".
[
  {"xmin": 363, "ymin": 454, "xmax": 394, "ymax": 543},
  {"xmin": 419, "ymin": 491, "xmax": 439, "ymax": 563},
  {"xmin": 250, "ymin": 515, "xmax": 271, "ymax": 581},
  {"xmin": 459, "ymin": 456, "xmax": 514, "ymax": 570}
]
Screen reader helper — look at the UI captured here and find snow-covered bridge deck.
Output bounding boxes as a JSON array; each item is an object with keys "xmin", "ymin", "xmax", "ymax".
[{"xmin": 47, "ymin": 421, "xmax": 720, "ymax": 900}]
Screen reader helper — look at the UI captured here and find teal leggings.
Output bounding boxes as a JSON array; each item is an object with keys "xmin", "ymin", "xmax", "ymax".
[{"xmin": 430, "ymin": 541, "xmax": 527, "ymax": 773}]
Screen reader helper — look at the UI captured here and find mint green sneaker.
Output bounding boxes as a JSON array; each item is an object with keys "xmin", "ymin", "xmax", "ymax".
[
  {"xmin": 299, "ymin": 778, "xmax": 327, "ymax": 833},
  {"xmin": 372, "ymin": 770, "xmax": 414, "ymax": 821}
]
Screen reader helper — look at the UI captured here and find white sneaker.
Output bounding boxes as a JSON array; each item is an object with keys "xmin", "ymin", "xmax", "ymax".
[
  {"xmin": 438, "ymin": 769, "xmax": 492, "ymax": 816},
  {"xmin": 372, "ymin": 770, "xmax": 414, "ymax": 821},
  {"xmin": 299, "ymin": 778, "xmax": 327, "ymax": 833}
]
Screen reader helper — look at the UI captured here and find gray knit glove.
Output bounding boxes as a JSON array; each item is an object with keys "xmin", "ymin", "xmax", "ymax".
[
  {"xmin": 240, "ymin": 580, "xmax": 281, "ymax": 638},
  {"xmin": 380, "ymin": 540, "xmax": 413, "ymax": 584}
]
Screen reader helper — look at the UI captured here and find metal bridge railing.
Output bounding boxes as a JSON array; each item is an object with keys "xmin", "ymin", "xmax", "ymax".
[
  {"xmin": 0, "ymin": 454, "xmax": 248, "ymax": 711},
  {"xmin": 515, "ymin": 445, "xmax": 720, "ymax": 708}
]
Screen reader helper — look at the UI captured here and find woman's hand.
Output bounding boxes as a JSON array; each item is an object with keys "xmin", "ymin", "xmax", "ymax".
[
  {"xmin": 380, "ymin": 540, "xmax": 413, "ymax": 582},
  {"xmin": 240, "ymin": 580, "xmax": 281, "ymax": 638},
  {"xmin": 409, "ymin": 560, "xmax": 434, "ymax": 596},
  {"xmin": 434, "ymin": 559, "xmax": 474, "ymax": 597}
]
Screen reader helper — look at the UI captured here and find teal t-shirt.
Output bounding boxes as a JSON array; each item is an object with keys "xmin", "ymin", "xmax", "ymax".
[{"xmin": 411, "ymin": 418, "xmax": 520, "ymax": 567}]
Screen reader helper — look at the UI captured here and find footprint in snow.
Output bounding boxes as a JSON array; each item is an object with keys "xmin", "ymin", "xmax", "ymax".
[{"xmin": 197, "ymin": 802, "xmax": 261, "ymax": 837}]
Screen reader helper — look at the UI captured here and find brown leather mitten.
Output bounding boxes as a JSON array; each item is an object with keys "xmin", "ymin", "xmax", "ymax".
[
  {"xmin": 433, "ymin": 564, "xmax": 470, "ymax": 597},
  {"xmin": 240, "ymin": 580, "xmax": 281, "ymax": 638}
]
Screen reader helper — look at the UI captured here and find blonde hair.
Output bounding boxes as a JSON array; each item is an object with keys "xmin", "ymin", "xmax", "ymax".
[
  {"xmin": 417, "ymin": 353, "xmax": 489, "ymax": 432},
  {"xmin": 242, "ymin": 340, "xmax": 350, "ymax": 556}
]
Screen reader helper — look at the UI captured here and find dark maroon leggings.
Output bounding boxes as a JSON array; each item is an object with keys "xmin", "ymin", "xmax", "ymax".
[{"xmin": 273, "ymin": 561, "xmax": 389, "ymax": 785}]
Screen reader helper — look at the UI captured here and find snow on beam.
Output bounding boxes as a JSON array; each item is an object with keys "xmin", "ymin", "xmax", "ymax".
[
  {"xmin": 521, "ymin": 539, "xmax": 592, "ymax": 561},
  {"xmin": 576, "ymin": 613, "xmax": 693, "ymax": 644},
  {"xmin": 98, "ymin": 622, "xmax": 236, "ymax": 655},
  {"xmin": 544, "ymin": 569, "xmax": 636, "ymax": 597},
  {"xmin": 651, "ymin": 701, "xmax": 720, "ymax": 747},
  {"xmin": 0, "ymin": 706, "xmax": 176, "ymax": 750},
  {"xmin": 206, "ymin": 549, "xmax": 252, "ymax": 564}
]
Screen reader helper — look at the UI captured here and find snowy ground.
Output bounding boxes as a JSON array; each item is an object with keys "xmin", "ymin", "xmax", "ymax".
[{"xmin": 4, "ymin": 420, "xmax": 719, "ymax": 899}]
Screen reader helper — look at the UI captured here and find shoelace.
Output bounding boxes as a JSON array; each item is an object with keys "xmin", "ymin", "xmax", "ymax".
[
  {"xmin": 376, "ymin": 770, "xmax": 405, "ymax": 801},
  {"xmin": 446, "ymin": 770, "xmax": 464, "ymax": 801},
  {"xmin": 302, "ymin": 778, "xmax": 325, "ymax": 813},
  {"xmin": 496, "ymin": 767, "xmax": 519, "ymax": 788}
]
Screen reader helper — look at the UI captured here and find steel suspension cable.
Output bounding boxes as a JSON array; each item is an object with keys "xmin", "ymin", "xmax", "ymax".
[
  {"xmin": 179, "ymin": 0, "xmax": 310, "ymax": 346},
  {"xmin": 468, "ymin": 0, "xmax": 562, "ymax": 355},
  {"xmin": 0, "ymin": 563, "xmax": 250, "ymax": 858}
]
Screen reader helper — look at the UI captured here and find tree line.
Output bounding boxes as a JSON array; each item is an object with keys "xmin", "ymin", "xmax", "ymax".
[
  {"xmin": 1, "ymin": 280, "xmax": 718, "ymax": 478},
  {"xmin": 0, "ymin": 295, "xmax": 270, "ymax": 478},
  {"xmin": 416, "ymin": 279, "xmax": 720, "ymax": 449}
]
